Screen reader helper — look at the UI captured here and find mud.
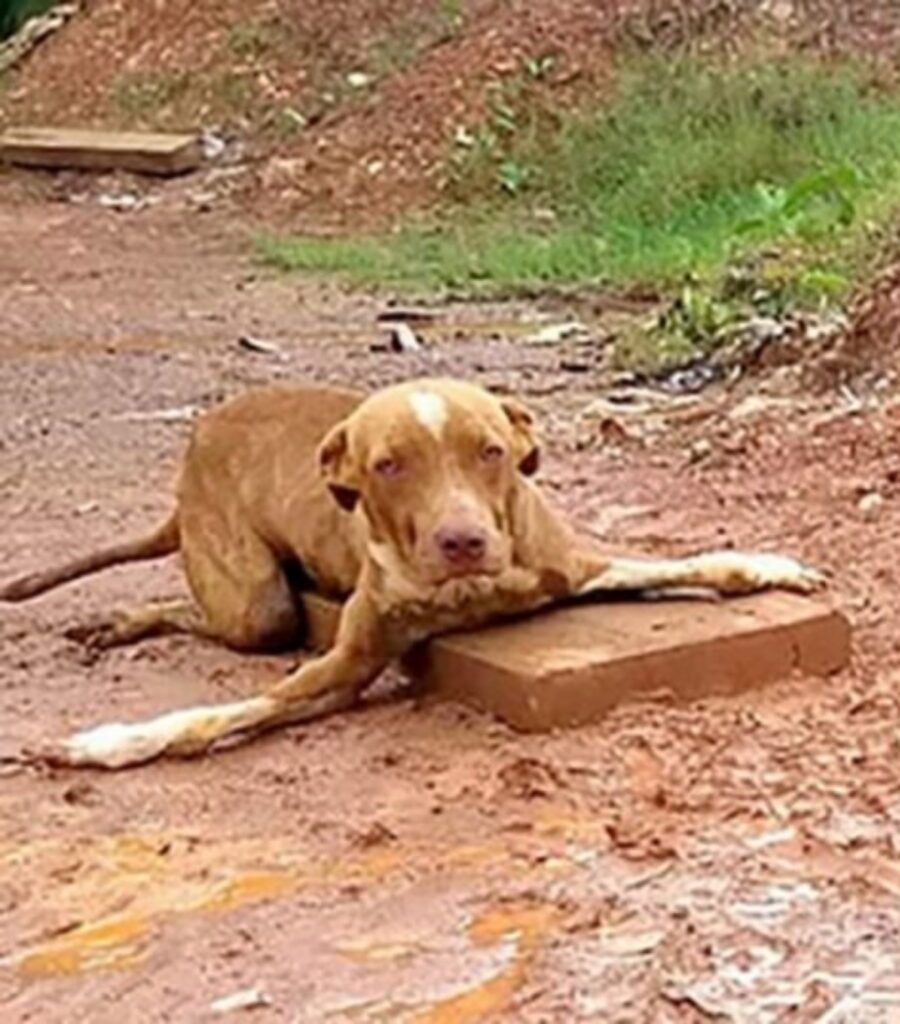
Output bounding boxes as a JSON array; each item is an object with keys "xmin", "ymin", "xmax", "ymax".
[{"xmin": 2, "ymin": 198, "xmax": 900, "ymax": 1022}]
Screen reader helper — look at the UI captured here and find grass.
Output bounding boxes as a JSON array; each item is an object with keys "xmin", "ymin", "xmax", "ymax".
[
  {"xmin": 113, "ymin": 70, "xmax": 194, "ymax": 120},
  {"xmin": 226, "ymin": 18, "xmax": 281, "ymax": 60},
  {"xmin": 261, "ymin": 55, "xmax": 900, "ymax": 301}
]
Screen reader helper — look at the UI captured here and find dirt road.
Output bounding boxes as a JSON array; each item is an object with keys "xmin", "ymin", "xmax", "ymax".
[{"xmin": 2, "ymin": 194, "xmax": 900, "ymax": 1023}]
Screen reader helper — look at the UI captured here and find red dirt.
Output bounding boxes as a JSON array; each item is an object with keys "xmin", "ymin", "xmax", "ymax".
[
  {"xmin": 7, "ymin": 1, "xmax": 900, "ymax": 226},
  {"xmin": 3, "ymin": 195, "xmax": 900, "ymax": 1021}
]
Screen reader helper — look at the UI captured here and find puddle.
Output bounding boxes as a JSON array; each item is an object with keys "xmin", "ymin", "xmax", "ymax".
[
  {"xmin": 7, "ymin": 834, "xmax": 505, "ymax": 980},
  {"xmin": 8, "ymin": 818, "xmax": 582, "ymax": 996}
]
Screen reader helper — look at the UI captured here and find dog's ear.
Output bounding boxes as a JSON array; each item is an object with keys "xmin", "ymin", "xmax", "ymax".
[
  {"xmin": 501, "ymin": 398, "xmax": 540, "ymax": 476},
  {"xmin": 317, "ymin": 423, "xmax": 360, "ymax": 512}
]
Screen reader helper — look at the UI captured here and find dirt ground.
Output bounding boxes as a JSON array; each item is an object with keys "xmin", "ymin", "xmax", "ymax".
[{"xmin": 3, "ymin": 192, "xmax": 900, "ymax": 1024}]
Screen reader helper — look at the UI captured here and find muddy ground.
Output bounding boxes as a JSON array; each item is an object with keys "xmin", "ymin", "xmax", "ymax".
[{"xmin": 2, "ymin": 192, "xmax": 900, "ymax": 1023}]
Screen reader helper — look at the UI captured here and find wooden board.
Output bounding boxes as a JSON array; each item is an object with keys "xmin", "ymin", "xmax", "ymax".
[
  {"xmin": 0, "ymin": 127, "xmax": 202, "ymax": 176},
  {"xmin": 301, "ymin": 591, "xmax": 851, "ymax": 732}
]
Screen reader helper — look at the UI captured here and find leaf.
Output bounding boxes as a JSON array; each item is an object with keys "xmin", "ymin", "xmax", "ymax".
[
  {"xmin": 498, "ymin": 160, "xmax": 530, "ymax": 195},
  {"xmin": 782, "ymin": 164, "xmax": 859, "ymax": 218}
]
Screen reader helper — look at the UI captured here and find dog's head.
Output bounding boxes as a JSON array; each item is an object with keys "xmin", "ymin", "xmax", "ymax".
[{"xmin": 317, "ymin": 379, "xmax": 539, "ymax": 586}]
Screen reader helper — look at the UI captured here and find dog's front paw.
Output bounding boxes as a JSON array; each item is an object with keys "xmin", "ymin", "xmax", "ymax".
[
  {"xmin": 743, "ymin": 554, "xmax": 826, "ymax": 594},
  {"xmin": 687, "ymin": 552, "xmax": 826, "ymax": 596},
  {"xmin": 701, "ymin": 552, "xmax": 826, "ymax": 596}
]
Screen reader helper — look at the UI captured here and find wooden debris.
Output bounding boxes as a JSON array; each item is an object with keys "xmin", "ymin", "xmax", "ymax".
[
  {"xmin": 237, "ymin": 335, "xmax": 282, "ymax": 355},
  {"xmin": 0, "ymin": 127, "xmax": 202, "ymax": 176}
]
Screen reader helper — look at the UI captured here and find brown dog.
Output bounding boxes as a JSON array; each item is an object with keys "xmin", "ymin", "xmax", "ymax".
[{"xmin": 1, "ymin": 378, "xmax": 823, "ymax": 769}]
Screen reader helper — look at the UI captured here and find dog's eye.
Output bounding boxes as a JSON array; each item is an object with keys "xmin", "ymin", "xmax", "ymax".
[
  {"xmin": 374, "ymin": 456, "xmax": 404, "ymax": 477},
  {"xmin": 482, "ymin": 443, "xmax": 505, "ymax": 463}
]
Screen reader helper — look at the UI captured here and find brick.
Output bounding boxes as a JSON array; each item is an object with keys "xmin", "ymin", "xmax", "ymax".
[
  {"xmin": 0, "ymin": 127, "xmax": 202, "ymax": 176},
  {"xmin": 301, "ymin": 591, "xmax": 851, "ymax": 732}
]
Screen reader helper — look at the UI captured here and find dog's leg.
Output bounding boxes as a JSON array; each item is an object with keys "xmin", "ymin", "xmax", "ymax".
[
  {"xmin": 577, "ymin": 551, "xmax": 825, "ymax": 597},
  {"xmin": 38, "ymin": 592, "xmax": 389, "ymax": 769},
  {"xmin": 65, "ymin": 600, "xmax": 208, "ymax": 650}
]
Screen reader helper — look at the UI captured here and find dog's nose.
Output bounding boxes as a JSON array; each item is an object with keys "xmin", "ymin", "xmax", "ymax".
[{"xmin": 436, "ymin": 526, "xmax": 488, "ymax": 567}]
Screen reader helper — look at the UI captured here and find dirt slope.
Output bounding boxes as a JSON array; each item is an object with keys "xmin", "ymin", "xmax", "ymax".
[{"xmin": 7, "ymin": 1, "xmax": 900, "ymax": 225}]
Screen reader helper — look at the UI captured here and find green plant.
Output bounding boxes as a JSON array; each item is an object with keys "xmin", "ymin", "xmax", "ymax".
[
  {"xmin": 658, "ymin": 282, "xmax": 738, "ymax": 349},
  {"xmin": 446, "ymin": 70, "xmax": 549, "ymax": 198},
  {"xmin": 523, "ymin": 54, "xmax": 556, "ymax": 81},
  {"xmin": 437, "ymin": 0, "xmax": 462, "ymax": 25},
  {"xmin": 498, "ymin": 159, "xmax": 530, "ymax": 196},
  {"xmin": 736, "ymin": 165, "xmax": 860, "ymax": 239},
  {"xmin": 263, "ymin": 54, "xmax": 900, "ymax": 307}
]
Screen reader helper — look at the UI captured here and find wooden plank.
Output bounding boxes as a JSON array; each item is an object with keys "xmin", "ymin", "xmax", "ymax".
[
  {"xmin": 0, "ymin": 127, "xmax": 202, "ymax": 176},
  {"xmin": 301, "ymin": 591, "xmax": 851, "ymax": 732}
]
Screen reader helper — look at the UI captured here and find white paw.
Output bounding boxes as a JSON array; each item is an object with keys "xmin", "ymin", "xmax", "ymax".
[
  {"xmin": 744, "ymin": 553, "xmax": 826, "ymax": 594},
  {"xmin": 40, "ymin": 721, "xmax": 173, "ymax": 770},
  {"xmin": 700, "ymin": 552, "xmax": 826, "ymax": 595}
]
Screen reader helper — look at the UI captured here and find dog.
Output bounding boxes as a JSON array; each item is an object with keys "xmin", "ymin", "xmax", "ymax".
[{"xmin": 1, "ymin": 378, "xmax": 824, "ymax": 769}]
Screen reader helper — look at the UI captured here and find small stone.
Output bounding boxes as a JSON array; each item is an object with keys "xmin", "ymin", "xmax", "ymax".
[
  {"xmin": 858, "ymin": 492, "xmax": 884, "ymax": 520},
  {"xmin": 200, "ymin": 130, "xmax": 227, "ymax": 160},
  {"xmin": 524, "ymin": 321, "xmax": 589, "ymax": 346},
  {"xmin": 689, "ymin": 438, "xmax": 713, "ymax": 462},
  {"xmin": 211, "ymin": 988, "xmax": 271, "ymax": 1014}
]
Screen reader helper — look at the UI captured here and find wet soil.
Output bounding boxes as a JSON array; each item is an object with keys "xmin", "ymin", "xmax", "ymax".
[{"xmin": 2, "ymin": 197, "xmax": 900, "ymax": 1023}]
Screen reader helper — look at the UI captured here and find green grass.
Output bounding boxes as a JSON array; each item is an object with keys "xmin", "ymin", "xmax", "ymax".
[{"xmin": 262, "ymin": 55, "xmax": 900, "ymax": 298}]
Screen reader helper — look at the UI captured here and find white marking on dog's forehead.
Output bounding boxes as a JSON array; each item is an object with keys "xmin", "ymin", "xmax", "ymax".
[{"xmin": 408, "ymin": 390, "xmax": 448, "ymax": 438}]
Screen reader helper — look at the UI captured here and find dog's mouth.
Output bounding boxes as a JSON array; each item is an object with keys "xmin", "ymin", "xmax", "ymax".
[{"xmin": 429, "ymin": 563, "xmax": 504, "ymax": 586}]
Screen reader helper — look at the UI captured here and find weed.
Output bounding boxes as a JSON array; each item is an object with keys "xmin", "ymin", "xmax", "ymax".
[
  {"xmin": 113, "ymin": 70, "xmax": 192, "ymax": 120},
  {"xmin": 226, "ymin": 19, "xmax": 279, "ymax": 60},
  {"xmin": 263, "ymin": 52, "xmax": 900, "ymax": 351},
  {"xmin": 498, "ymin": 160, "xmax": 530, "ymax": 196},
  {"xmin": 660, "ymin": 283, "xmax": 739, "ymax": 350},
  {"xmin": 369, "ymin": 29, "xmax": 422, "ymax": 77},
  {"xmin": 437, "ymin": 0, "xmax": 463, "ymax": 28},
  {"xmin": 523, "ymin": 54, "xmax": 556, "ymax": 81},
  {"xmin": 269, "ymin": 106, "xmax": 308, "ymax": 138},
  {"xmin": 446, "ymin": 66, "xmax": 550, "ymax": 199},
  {"xmin": 736, "ymin": 165, "xmax": 860, "ymax": 240}
]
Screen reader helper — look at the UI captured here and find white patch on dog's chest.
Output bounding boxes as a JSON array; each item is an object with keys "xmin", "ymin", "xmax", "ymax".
[{"xmin": 408, "ymin": 390, "xmax": 448, "ymax": 438}]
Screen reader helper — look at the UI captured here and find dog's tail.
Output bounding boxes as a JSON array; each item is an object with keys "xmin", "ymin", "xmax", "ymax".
[{"xmin": 0, "ymin": 512, "xmax": 180, "ymax": 602}]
